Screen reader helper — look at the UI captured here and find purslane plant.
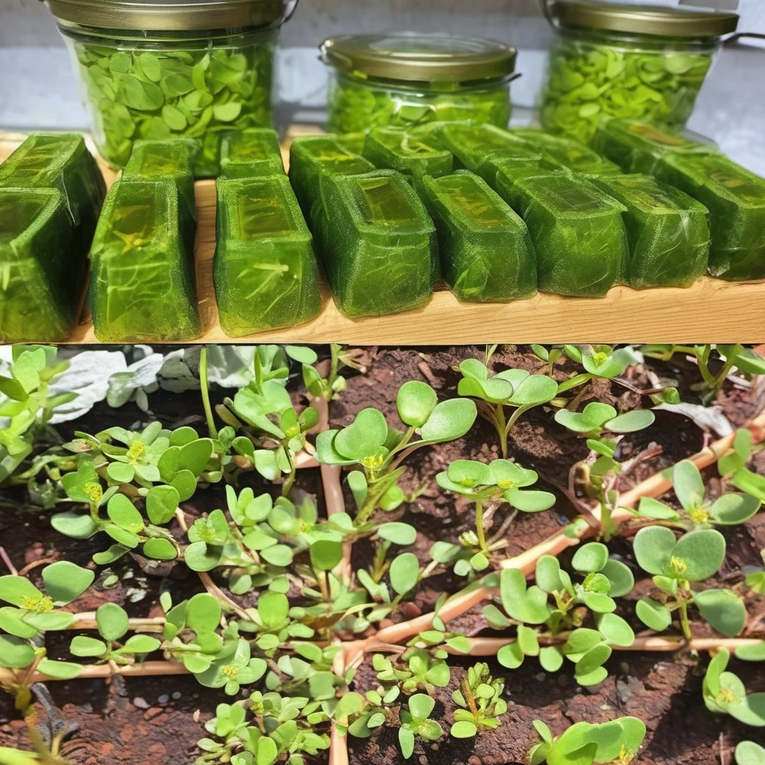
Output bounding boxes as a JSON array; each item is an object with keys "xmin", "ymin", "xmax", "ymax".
[
  {"xmin": 431, "ymin": 458, "xmax": 556, "ymax": 577},
  {"xmin": 451, "ymin": 662, "xmax": 507, "ymax": 739},
  {"xmin": 527, "ymin": 716, "xmax": 646, "ymax": 765},
  {"xmin": 703, "ymin": 648, "xmax": 765, "ymax": 727},
  {"xmin": 736, "ymin": 741, "xmax": 765, "ymax": 765},
  {"xmin": 632, "ymin": 458, "xmax": 761, "ymax": 529},
  {"xmin": 458, "ymin": 355, "xmax": 558, "ymax": 458},
  {"xmin": 486, "ymin": 542, "xmax": 635, "ymax": 685},
  {"xmin": 316, "ymin": 380, "xmax": 477, "ymax": 525},
  {"xmin": 633, "ymin": 526, "xmax": 745, "ymax": 638}
]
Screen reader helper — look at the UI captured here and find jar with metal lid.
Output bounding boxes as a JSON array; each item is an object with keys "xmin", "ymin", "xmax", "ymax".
[
  {"xmin": 320, "ymin": 33, "xmax": 518, "ymax": 134},
  {"xmin": 539, "ymin": 1, "xmax": 738, "ymax": 144},
  {"xmin": 45, "ymin": 0, "xmax": 299, "ymax": 176}
]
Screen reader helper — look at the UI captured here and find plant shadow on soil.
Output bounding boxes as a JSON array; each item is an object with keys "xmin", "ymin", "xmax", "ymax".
[{"xmin": 1, "ymin": 345, "xmax": 764, "ymax": 764}]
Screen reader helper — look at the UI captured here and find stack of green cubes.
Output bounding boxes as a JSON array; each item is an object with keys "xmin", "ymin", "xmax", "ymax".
[
  {"xmin": 89, "ymin": 139, "xmax": 200, "ymax": 341},
  {"xmin": 419, "ymin": 171, "xmax": 536, "ymax": 302},
  {"xmin": 590, "ymin": 119, "xmax": 716, "ymax": 175},
  {"xmin": 288, "ymin": 136, "xmax": 375, "ymax": 225},
  {"xmin": 0, "ymin": 133, "xmax": 105, "ymax": 341},
  {"xmin": 592, "ymin": 174, "xmax": 710, "ymax": 289},
  {"xmin": 494, "ymin": 167, "xmax": 629, "ymax": 297},
  {"xmin": 655, "ymin": 153, "xmax": 765, "ymax": 281},
  {"xmin": 214, "ymin": 129, "xmax": 322, "ymax": 335},
  {"xmin": 361, "ymin": 128, "xmax": 453, "ymax": 182},
  {"xmin": 434, "ymin": 123, "xmax": 542, "ymax": 184},
  {"xmin": 314, "ymin": 170, "xmax": 437, "ymax": 318},
  {"xmin": 220, "ymin": 128, "xmax": 285, "ymax": 179},
  {"xmin": 511, "ymin": 128, "xmax": 622, "ymax": 178}
]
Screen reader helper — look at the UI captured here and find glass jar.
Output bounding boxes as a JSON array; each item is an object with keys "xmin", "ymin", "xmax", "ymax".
[
  {"xmin": 46, "ymin": 0, "xmax": 298, "ymax": 177},
  {"xmin": 320, "ymin": 34, "xmax": 517, "ymax": 134},
  {"xmin": 539, "ymin": 1, "xmax": 738, "ymax": 144}
]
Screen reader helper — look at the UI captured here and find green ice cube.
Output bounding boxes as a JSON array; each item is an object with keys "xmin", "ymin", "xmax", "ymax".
[
  {"xmin": 592, "ymin": 174, "xmax": 709, "ymax": 289},
  {"xmin": 220, "ymin": 128, "xmax": 284, "ymax": 178},
  {"xmin": 0, "ymin": 188, "xmax": 84, "ymax": 342},
  {"xmin": 655, "ymin": 153, "xmax": 765, "ymax": 281},
  {"xmin": 334, "ymin": 133, "xmax": 367, "ymax": 155},
  {"xmin": 123, "ymin": 139, "xmax": 198, "ymax": 224},
  {"xmin": 214, "ymin": 175, "xmax": 322, "ymax": 336},
  {"xmin": 89, "ymin": 180, "xmax": 200, "ymax": 341},
  {"xmin": 313, "ymin": 170, "xmax": 436, "ymax": 318},
  {"xmin": 511, "ymin": 128, "xmax": 622, "ymax": 178},
  {"xmin": 590, "ymin": 119, "xmax": 716, "ymax": 175},
  {"xmin": 419, "ymin": 172, "xmax": 536, "ymax": 302},
  {"xmin": 494, "ymin": 169, "xmax": 628, "ymax": 297},
  {"xmin": 361, "ymin": 128, "xmax": 453, "ymax": 181},
  {"xmin": 288, "ymin": 136, "xmax": 375, "ymax": 224},
  {"xmin": 0, "ymin": 132, "xmax": 105, "ymax": 255},
  {"xmin": 435, "ymin": 122, "xmax": 542, "ymax": 188}
]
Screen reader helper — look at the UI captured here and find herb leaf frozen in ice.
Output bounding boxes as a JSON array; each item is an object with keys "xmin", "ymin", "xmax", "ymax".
[
  {"xmin": 361, "ymin": 128, "xmax": 453, "ymax": 181},
  {"xmin": 220, "ymin": 128, "xmax": 284, "ymax": 179}
]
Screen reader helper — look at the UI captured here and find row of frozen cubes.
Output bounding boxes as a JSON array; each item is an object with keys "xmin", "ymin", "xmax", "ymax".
[{"xmin": 1, "ymin": 120, "xmax": 764, "ymax": 341}]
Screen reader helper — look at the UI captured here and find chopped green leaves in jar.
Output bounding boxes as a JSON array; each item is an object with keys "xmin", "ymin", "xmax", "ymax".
[{"xmin": 70, "ymin": 35, "xmax": 276, "ymax": 177}]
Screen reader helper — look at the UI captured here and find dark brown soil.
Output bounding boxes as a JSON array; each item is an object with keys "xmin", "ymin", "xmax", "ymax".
[{"xmin": 1, "ymin": 345, "xmax": 764, "ymax": 765}]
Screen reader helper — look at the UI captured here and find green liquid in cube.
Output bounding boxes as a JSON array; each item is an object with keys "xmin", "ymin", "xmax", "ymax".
[
  {"xmin": 123, "ymin": 139, "xmax": 197, "ymax": 225},
  {"xmin": 590, "ymin": 118, "xmax": 716, "ymax": 175},
  {"xmin": 592, "ymin": 173, "xmax": 709, "ymax": 289},
  {"xmin": 335, "ymin": 133, "xmax": 367, "ymax": 155},
  {"xmin": 220, "ymin": 128, "xmax": 284, "ymax": 178},
  {"xmin": 214, "ymin": 176, "xmax": 322, "ymax": 336},
  {"xmin": 0, "ymin": 188, "xmax": 82, "ymax": 342},
  {"xmin": 420, "ymin": 171, "xmax": 536, "ymax": 302},
  {"xmin": 494, "ymin": 169, "xmax": 628, "ymax": 297},
  {"xmin": 361, "ymin": 128, "xmax": 453, "ymax": 181},
  {"xmin": 89, "ymin": 180, "xmax": 200, "ymax": 341},
  {"xmin": 511, "ymin": 128, "xmax": 621, "ymax": 178},
  {"xmin": 656, "ymin": 153, "xmax": 765, "ymax": 280},
  {"xmin": 0, "ymin": 133, "xmax": 105, "ymax": 340},
  {"xmin": 288, "ymin": 136, "xmax": 375, "ymax": 224},
  {"xmin": 313, "ymin": 170, "xmax": 435, "ymax": 318}
]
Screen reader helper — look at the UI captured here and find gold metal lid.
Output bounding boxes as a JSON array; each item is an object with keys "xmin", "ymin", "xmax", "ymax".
[
  {"xmin": 45, "ymin": 0, "xmax": 295, "ymax": 31},
  {"xmin": 320, "ymin": 34, "xmax": 517, "ymax": 83},
  {"xmin": 551, "ymin": 1, "xmax": 738, "ymax": 38}
]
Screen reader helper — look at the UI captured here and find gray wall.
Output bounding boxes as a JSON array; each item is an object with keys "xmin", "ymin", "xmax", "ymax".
[{"xmin": 1, "ymin": 0, "xmax": 765, "ymax": 172}]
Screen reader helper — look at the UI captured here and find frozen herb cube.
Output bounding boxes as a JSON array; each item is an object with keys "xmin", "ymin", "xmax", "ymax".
[
  {"xmin": 0, "ymin": 132, "xmax": 105, "ymax": 253},
  {"xmin": 220, "ymin": 128, "xmax": 284, "ymax": 179},
  {"xmin": 123, "ymin": 139, "xmax": 197, "ymax": 224},
  {"xmin": 335, "ymin": 133, "xmax": 367, "ymax": 155},
  {"xmin": 0, "ymin": 188, "xmax": 85, "ymax": 342},
  {"xmin": 419, "ymin": 171, "xmax": 536, "ymax": 302},
  {"xmin": 510, "ymin": 128, "xmax": 622, "ymax": 178},
  {"xmin": 361, "ymin": 128, "xmax": 453, "ymax": 181},
  {"xmin": 495, "ymin": 169, "xmax": 628, "ymax": 297},
  {"xmin": 655, "ymin": 153, "xmax": 765, "ymax": 281},
  {"xmin": 313, "ymin": 170, "xmax": 436, "ymax": 318},
  {"xmin": 288, "ymin": 136, "xmax": 375, "ymax": 223},
  {"xmin": 435, "ymin": 123, "xmax": 541, "ymax": 176},
  {"xmin": 214, "ymin": 176, "xmax": 322, "ymax": 336},
  {"xmin": 89, "ymin": 180, "xmax": 200, "ymax": 341},
  {"xmin": 591, "ymin": 119, "xmax": 716, "ymax": 175},
  {"xmin": 592, "ymin": 174, "xmax": 709, "ymax": 289}
]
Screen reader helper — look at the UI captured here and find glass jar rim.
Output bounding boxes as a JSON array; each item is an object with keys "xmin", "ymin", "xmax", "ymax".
[
  {"xmin": 320, "ymin": 33, "xmax": 517, "ymax": 84},
  {"xmin": 550, "ymin": 1, "xmax": 738, "ymax": 39},
  {"xmin": 45, "ymin": 0, "xmax": 293, "ymax": 32}
]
